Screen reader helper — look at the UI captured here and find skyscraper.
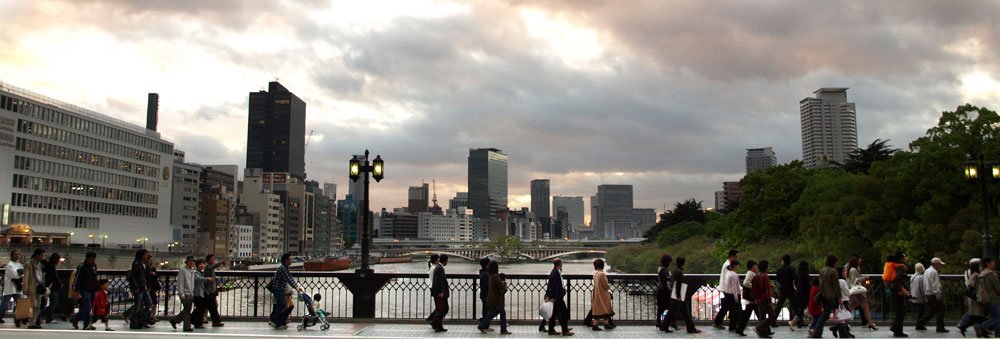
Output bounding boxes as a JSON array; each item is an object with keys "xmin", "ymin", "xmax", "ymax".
[
  {"xmin": 246, "ymin": 81, "xmax": 307, "ymax": 179},
  {"xmin": 530, "ymin": 179, "xmax": 551, "ymax": 220},
  {"xmin": 468, "ymin": 148, "xmax": 508, "ymax": 220},
  {"xmin": 800, "ymin": 88, "xmax": 857, "ymax": 169},
  {"xmin": 448, "ymin": 192, "xmax": 469, "ymax": 210},
  {"xmin": 552, "ymin": 196, "xmax": 585, "ymax": 232},
  {"xmin": 408, "ymin": 183, "xmax": 430, "ymax": 213},
  {"xmin": 323, "ymin": 181, "xmax": 337, "ymax": 201},
  {"xmin": 745, "ymin": 147, "xmax": 777, "ymax": 174},
  {"xmin": 596, "ymin": 185, "xmax": 633, "ymax": 239}
]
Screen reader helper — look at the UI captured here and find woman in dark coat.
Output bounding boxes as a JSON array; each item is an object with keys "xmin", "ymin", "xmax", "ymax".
[
  {"xmin": 656, "ymin": 254, "xmax": 673, "ymax": 332},
  {"xmin": 792, "ymin": 261, "xmax": 811, "ymax": 328}
]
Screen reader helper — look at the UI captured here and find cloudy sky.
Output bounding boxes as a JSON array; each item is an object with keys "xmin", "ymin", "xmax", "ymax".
[{"xmin": 2, "ymin": 0, "xmax": 999, "ymax": 223}]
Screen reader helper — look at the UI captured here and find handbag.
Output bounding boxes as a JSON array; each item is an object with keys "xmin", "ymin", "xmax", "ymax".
[
  {"xmin": 834, "ymin": 305, "xmax": 853, "ymax": 321},
  {"xmin": 539, "ymin": 301, "xmax": 554, "ymax": 320},
  {"xmin": 15, "ymin": 297, "xmax": 33, "ymax": 320},
  {"xmin": 849, "ymin": 285, "xmax": 867, "ymax": 295}
]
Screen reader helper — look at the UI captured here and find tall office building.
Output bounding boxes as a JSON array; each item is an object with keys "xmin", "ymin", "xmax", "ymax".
[
  {"xmin": 323, "ymin": 181, "xmax": 337, "ymax": 201},
  {"xmin": 468, "ymin": 148, "xmax": 508, "ymax": 220},
  {"xmin": 530, "ymin": 179, "xmax": 550, "ymax": 220},
  {"xmin": 800, "ymin": 88, "xmax": 857, "ymax": 169},
  {"xmin": 0, "ymin": 83, "xmax": 175, "ymax": 246},
  {"xmin": 198, "ymin": 165, "xmax": 237, "ymax": 257},
  {"xmin": 552, "ymin": 196, "xmax": 584, "ymax": 232},
  {"xmin": 408, "ymin": 182, "xmax": 429, "ymax": 213},
  {"xmin": 448, "ymin": 192, "xmax": 468, "ymax": 210},
  {"xmin": 722, "ymin": 181, "xmax": 742, "ymax": 211},
  {"xmin": 590, "ymin": 195, "xmax": 598, "ymax": 230},
  {"xmin": 714, "ymin": 191, "xmax": 725, "ymax": 211},
  {"xmin": 596, "ymin": 185, "xmax": 633, "ymax": 239},
  {"xmin": 246, "ymin": 81, "xmax": 307, "ymax": 180},
  {"xmin": 630, "ymin": 208, "xmax": 657, "ymax": 239},
  {"xmin": 746, "ymin": 147, "xmax": 777, "ymax": 174},
  {"xmin": 171, "ymin": 151, "xmax": 202, "ymax": 249}
]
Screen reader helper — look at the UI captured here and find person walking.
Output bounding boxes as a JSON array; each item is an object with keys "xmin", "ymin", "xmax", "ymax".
[
  {"xmin": 71, "ymin": 252, "xmax": 98, "ymax": 331},
  {"xmin": 773, "ymin": 255, "xmax": 795, "ymax": 328},
  {"xmin": 590, "ymin": 259, "xmax": 615, "ymax": 331},
  {"xmin": 917, "ymin": 257, "xmax": 947, "ymax": 333},
  {"xmin": 739, "ymin": 260, "xmax": 759, "ymax": 333},
  {"xmin": 807, "ymin": 278, "xmax": 821, "ymax": 331},
  {"xmin": 792, "ymin": 261, "xmax": 811, "ymax": 329},
  {"xmin": 478, "ymin": 257, "xmax": 491, "ymax": 331},
  {"xmin": 831, "ymin": 267, "xmax": 854, "ymax": 338},
  {"xmin": 809, "ymin": 255, "xmax": 841, "ymax": 338},
  {"xmin": 127, "ymin": 249, "xmax": 150, "ymax": 329},
  {"xmin": 191, "ymin": 259, "xmax": 209, "ymax": 329},
  {"xmin": 145, "ymin": 254, "xmax": 161, "ymax": 324},
  {"xmin": 1, "ymin": 249, "xmax": 24, "ymax": 325},
  {"xmin": 203, "ymin": 254, "xmax": 225, "ymax": 327},
  {"xmin": 92, "ymin": 279, "xmax": 113, "ymax": 331},
  {"xmin": 40, "ymin": 252, "xmax": 62, "ymax": 324},
  {"xmin": 886, "ymin": 252, "xmax": 911, "ymax": 338},
  {"xmin": 752, "ymin": 260, "xmax": 774, "ymax": 338},
  {"xmin": 429, "ymin": 254, "xmax": 450, "ymax": 332},
  {"xmin": 910, "ymin": 263, "xmax": 927, "ymax": 325},
  {"xmin": 478, "ymin": 261, "xmax": 510, "ymax": 335},
  {"xmin": 543, "ymin": 258, "xmax": 574, "ymax": 336},
  {"xmin": 671, "ymin": 257, "xmax": 701, "ymax": 334},
  {"xmin": 845, "ymin": 255, "xmax": 875, "ymax": 331},
  {"xmin": 266, "ymin": 253, "xmax": 301, "ymax": 329},
  {"xmin": 23, "ymin": 248, "xmax": 46, "ymax": 329},
  {"xmin": 425, "ymin": 254, "xmax": 440, "ymax": 324},
  {"xmin": 169, "ymin": 256, "xmax": 196, "ymax": 332},
  {"xmin": 958, "ymin": 259, "xmax": 985, "ymax": 337},
  {"xmin": 715, "ymin": 260, "xmax": 742, "ymax": 334},
  {"xmin": 979, "ymin": 257, "xmax": 1000, "ymax": 337},
  {"xmin": 656, "ymin": 254, "xmax": 674, "ymax": 333}
]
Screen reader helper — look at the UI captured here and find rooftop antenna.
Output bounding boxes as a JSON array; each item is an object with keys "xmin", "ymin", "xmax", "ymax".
[{"xmin": 432, "ymin": 179, "xmax": 439, "ymax": 208}]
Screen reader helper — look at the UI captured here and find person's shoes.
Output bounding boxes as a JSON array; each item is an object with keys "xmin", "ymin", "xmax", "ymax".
[
  {"xmin": 485, "ymin": 328, "xmax": 494, "ymax": 332},
  {"xmin": 194, "ymin": 325, "xmax": 205, "ymax": 329},
  {"xmin": 433, "ymin": 328, "xmax": 447, "ymax": 332},
  {"xmin": 591, "ymin": 326, "xmax": 602, "ymax": 331},
  {"xmin": 714, "ymin": 324, "xmax": 726, "ymax": 330},
  {"xmin": 479, "ymin": 327, "xmax": 489, "ymax": 333},
  {"xmin": 687, "ymin": 329, "xmax": 703, "ymax": 334},
  {"xmin": 183, "ymin": 328, "xmax": 193, "ymax": 332},
  {"xmin": 869, "ymin": 323, "xmax": 878, "ymax": 331},
  {"xmin": 831, "ymin": 326, "xmax": 839, "ymax": 338},
  {"xmin": 500, "ymin": 331, "xmax": 512, "ymax": 335},
  {"xmin": 14, "ymin": 320, "xmax": 20, "ymax": 328},
  {"xmin": 937, "ymin": 328, "xmax": 950, "ymax": 333},
  {"xmin": 106, "ymin": 328, "xmax": 115, "ymax": 331},
  {"xmin": 915, "ymin": 325, "xmax": 927, "ymax": 331},
  {"xmin": 561, "ymin": 331, "xmax": 575, "ymax": 336},
  {"xmin": 604, "ymin": 324, "xmax": 616, "ymax": 330},
  {"xmin": 539, "ymin": 326, "xmax": 547, "ymax": 332},
  {"xmin": 142, "ymin": 324, "xmax": 151, "ymax": 329},
  {"xmin": 60, "ymin": 315, "xmax": 67, "ymax": 322},
  {"xmin": 959, "ymin": 325, "xmax": 967, "ymax": 337},
  {"xmin": 548, "ymin": 330, "xmax": 561, "ymax": 335},
  {"xmin": 86, "ymin": 325, "xmax": 96, "ymax": 330},
  {"xmin": 0, "ymin": 319, "xmax": 5, "ymax": 323},
  {"xmin": 27, "ymin": 324, "xmax": 41, "ymax": 329},
  {"xmin": 268, "ymin": 321, "xmax": 276, "ymax": 328},
  {"xmin": 170, "ymin": 319, "xmax": 178, "ymax": 329},
  {"xmin": 736, "ymin": 331, "xmax": 747, "ymax": 337},
  {"xmin": 892, "ymin": 332, "xmax": 909, "ymax": 338},
  {"xmin": 45, "ymin": 319, "xmax": 52, "ymax": 324},
  {"xmin": 212, "ymin": 322, "xmax": 225, "ymax": 327},
  {"xmin": 71, "ymin": 320, "xmax": 79, "ymax": 329},
  {"xmin": 276, "ymin": 324, "xmax": 288, "ymax": 330}
]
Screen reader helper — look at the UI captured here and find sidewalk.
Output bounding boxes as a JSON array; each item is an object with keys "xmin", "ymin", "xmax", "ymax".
[{"xmin": 0, "ymin": 320, "xmax": 966, "ymax": 338}]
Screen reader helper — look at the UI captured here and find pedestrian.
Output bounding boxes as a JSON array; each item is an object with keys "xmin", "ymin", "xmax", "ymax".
[
  {"xmin": 831, "ymin": 266, "xmax": 854, "ymax": 338},
  {"xmin": 429, "ymin": 254, "xmax": 450, "ymax": 332},
  {"xmin": 591, "ymin": 259, "xmax": 615, "ymax": 331},
  {"xmin": 425, "ymin": 254, "xmax": 440, "ymax": 324},
  {"xmin": 478, "ymin": 257, "xmax": 491, "ymax": 331},
  {"xmin": 23, "ymin": 248, "xmax": 46, "ymax": 329},
  {"xmin": 809, "ymin": 255, "xmax": 841, "ymax": 338},
  {"xmin": 203, "ymin": 254, "xmax": 225, "ymax": 327},
  {"xmin": 807, "ymin": 278, "xmax": 821, "ymax": 331},
  {"xmin": 543, "ymin": 258, "xmax": 574, "ymax": 336},
  {"xmin": 478, "ymin": 261, "xmax": 510, "ymax": 335},
  {"xmin": 885, "ymin": 252, "xmax": 910, "ymax": 338},
  {"xmin": 715, "ymin": 259, "xmax": 742, "ymax": 334},
  {"xmin": 671, "ymin": 257, "xmax": 701, "ymax": 334},
  {"xmin": 793, "ymin": 261, "xmax": 811, "ymax": 329},
  {"xmin": 92, "ymin": 279, "xmax": 112, "ymax": 331},
  {"xmin": 40, "ymin": 252, "xmax": 62, "ymax": 324},
  {"xmin": 909, "ymin": 263, "xmax": 927, "ymax": 325},
  {"xmin": 656, "ymin": 254, "xmax": 673, "ymax": 333},
  {"xmin": 917, "ymin": 257, "xmax": 947, "ymax": 333},
  {"xmin": 739, "ymin": 260, "xmax": 759, "ymax": 333},
  {"xmin": 979, "ymin": 257, "xmax": 1000, "ymax": 337},
  {"xmin": 265, "ymin": 253, "xmax": 301, "ymax": 329},
  {"xmin": 191, "ymin": 259, "xmax": 209, "ymax": 329},
  {"xmin": 169, "ymin": 256, "xmax": 196, "ymax": 332},
  {"xmin": 722, "ymin": 249, "xmax": 739, "ymax": 279},
  {"xmin": 958, "ymin": 259, "xmax": 985, "ymax": 337},
  {"xmin": 845, "ymin": 255, "xmax": 875, "ymax": 331},
  {"xmin": 773, "ymin": 255, "xmax": 795, "ymax": 328},
  {"xmin": 127, "ymin": 249, "xmax": 151, "ymax": 329},
  {"xmin": 752, "ymin": 260, "xmax": 774, "ymax": 338},
  {"xmin": 1, "ymin": 249, "xmax": 24, "ymax": 325},
  {"xmin": 71, "ymin": 251, "xmax": 98, "ymax": 331},
  {"xmin": 145, "ymin": 254, "xmax": 161, "ymax": 324}
]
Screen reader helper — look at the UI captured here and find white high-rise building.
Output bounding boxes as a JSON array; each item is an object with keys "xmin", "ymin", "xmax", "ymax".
[
  {"xmin": 0, "ymin": 82, "xmax": 175, "ymax": 247},
  {"xmin": 323, "ymin": 181, "xmax": 337, "ymax": 201},
  {"xmin": 745, "ymin": 147, "xmax": 777, "ymax": 174},
  {"xmin": 417, "ymin": 207, "xmax": 473, "ymax": 241},
  {"xmin": 800, "ymin": 88, "xmax": 857, "ymax": 169}
]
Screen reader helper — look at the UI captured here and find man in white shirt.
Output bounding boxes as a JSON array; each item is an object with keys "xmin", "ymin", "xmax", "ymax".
[
  {"xmin": 713, "ymin": 260, "xmax": 743, "ymax": 335},
  {"xmin": 0, "ymin": 249, "xmax": 23, "ymax": 324},
  {"xmin": 721, "ymin": 249, "xmax": 739, "ymax": 279},
  {"xmin": 917, "ymin": 257, "xmax": 947, "ymax": 333}
]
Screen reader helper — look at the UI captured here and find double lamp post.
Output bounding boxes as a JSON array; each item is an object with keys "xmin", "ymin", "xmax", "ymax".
[
  {"xmin": 964, "ymin": 154, "xmax": 1000, "ymax": 258},
  {"xmin": 343, "ymin": 150, "xmax": 389, "ymax": 319}
]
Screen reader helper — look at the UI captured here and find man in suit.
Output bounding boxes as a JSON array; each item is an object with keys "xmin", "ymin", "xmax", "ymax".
[
  {"xmin": 543, "ymin": 259, "xmax": 574, "ymax": 336},
  {"xmin": 429, "ymin": 254, "xmax": 450, "ymax": 332}
]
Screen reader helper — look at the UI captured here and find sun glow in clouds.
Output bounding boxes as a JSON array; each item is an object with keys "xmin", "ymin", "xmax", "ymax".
[
  {"xmin": 520, "ymin": 8, "xmax": 607, "ymax": 71},
  {"xmin": 960, "ymin": 71, "xmax": 1000, "ymax": 105}
]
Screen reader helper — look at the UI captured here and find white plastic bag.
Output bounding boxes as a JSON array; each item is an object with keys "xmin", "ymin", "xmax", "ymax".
[
  {"xmin": 539, "ymin": 301, "xmax": 554, "ymax": 320},
  {"xmin": 835, "ymin": 306, "xmax": 853, "ymax": 322}
]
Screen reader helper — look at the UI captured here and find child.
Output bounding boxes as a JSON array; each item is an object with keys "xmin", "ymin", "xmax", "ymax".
[
  {"xmin": 807, "ymin": 278, "xmax": 821, "ymax": 331},
  {"xmin": 93, "ymin": 279, "xmax": 114, "ymax": 331}
]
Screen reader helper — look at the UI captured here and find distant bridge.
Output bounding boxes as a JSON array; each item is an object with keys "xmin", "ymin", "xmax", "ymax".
[{"xmin": 382, "ymin": 247, "xmax": 609, "ymax": 261}]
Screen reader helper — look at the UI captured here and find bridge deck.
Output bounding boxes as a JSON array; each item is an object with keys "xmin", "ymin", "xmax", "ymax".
[{"xmin": 2, "ymin": 319, "xmax": 959, "ymax": 338}]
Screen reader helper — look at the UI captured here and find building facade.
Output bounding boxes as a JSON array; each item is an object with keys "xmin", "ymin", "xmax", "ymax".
[
  {"xmin": 745, "ymin": 147, "xmax": 777, "ymax": 174},
  {"xmin": 800, "ymin": 88, "xmax": 858, "ymax": 169},
  {"xmin": 0, "ymin": 82, "xmax": 175, "ymax": 247},
  {"xmin": 552, "ymin": 196, "xmax": 584, "ymax": 232},
  {"xmin": 246, "ymin": 81, "xmax": 307, "ymax": 180},
  {"xmin": 468, "ymin": 148, "xmax": 508, "ymax": 220},
  {"xmin": 629, "ymin": 208, "xmax": 657, "ymax": 239},
  {"xmin": 417, "ymin": 207, "xmax": 473, "ymax": 241},
  {"xmin": 722, "ymin": 181, "xmax": 742, "ymax": 211},
  {"xmin": 408, "ymin": 183, "xmax": 429, "ymax": 214},
  {"xmin": 171, "ymin": 154, "xmax": 201, "ymax": 249},
  {"xmin": 596, "ymin": 185, "xmax": 633, "ymax": 239},
  {"xmin": 448, "ymin": 192, "xmax": 468, "ymax": 210}
]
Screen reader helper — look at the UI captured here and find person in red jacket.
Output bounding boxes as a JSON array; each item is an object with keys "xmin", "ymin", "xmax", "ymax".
[
  {"xmin": 807, "ymin": 278, "xmax": 821, "ymax": 332},
  {"xmin": 92, "ymin": 279, "xmax": 113, "ymax": 331},
  {"xmin": 752, "ymin": 260, "xmax": 774, "ymax": 338}
]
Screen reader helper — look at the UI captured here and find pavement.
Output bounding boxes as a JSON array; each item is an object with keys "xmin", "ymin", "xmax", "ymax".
[{"xmin": 0, "ymin": 320, "xmax": 970, "ymax": 338}]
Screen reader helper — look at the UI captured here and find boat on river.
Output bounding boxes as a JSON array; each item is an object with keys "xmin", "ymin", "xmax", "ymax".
[{"xmin": 303, "ymin": 257, "xmax": 352, "ymax": 271}]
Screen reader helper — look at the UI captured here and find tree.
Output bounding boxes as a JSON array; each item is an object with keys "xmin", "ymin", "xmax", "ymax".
[
  {"xmin": 643, "ymin": 199, "xmax": 705, "ymax": 239},
  {"xmin": 840, "ymin": 139, "xmax": 899, "ymax": 174},
  {"xmin": 487, "ymin": 236, "xmax": 524, "ymax": 261}
]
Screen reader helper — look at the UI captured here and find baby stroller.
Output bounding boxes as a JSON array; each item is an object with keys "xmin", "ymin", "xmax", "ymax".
[{"xmin": 297, "ymin": 292, "xmax": 330, "ymax": 331}]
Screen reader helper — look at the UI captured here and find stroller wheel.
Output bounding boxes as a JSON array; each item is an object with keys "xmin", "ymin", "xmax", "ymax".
[
  {"xmin": 297, "ymin": 324, "xmax": 304, "ymax": 331},
  {"xmin": 321, "ymin": 324, "xmax": 330, "ymax": 331}
]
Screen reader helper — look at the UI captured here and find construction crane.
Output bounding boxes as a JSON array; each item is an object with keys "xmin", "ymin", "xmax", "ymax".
[
  {"xmin": 432, "ymin": 179, "xmax": 439, "ymax": 208},
  {"xmin": 304, "ymin": 129, "xmax": 314, "ymax": 176}
]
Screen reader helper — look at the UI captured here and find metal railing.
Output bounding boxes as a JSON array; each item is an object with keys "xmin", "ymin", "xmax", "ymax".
[{"xmin": 24, "ymin": 270, "xmax": 968, "ymax": 323}]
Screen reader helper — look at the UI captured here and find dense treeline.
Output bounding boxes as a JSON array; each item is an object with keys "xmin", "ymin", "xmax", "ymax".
[{"xmin": 610, "ymin": 104, "xmax": 1000, "ymax": 274}]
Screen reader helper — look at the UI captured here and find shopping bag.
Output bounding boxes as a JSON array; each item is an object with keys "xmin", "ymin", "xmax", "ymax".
[
  {"xmin": 835, "ymin": 306, "xmax": 853, "ymax": 322},
  {"xmin": 15, "ymin": 297, "xmax": 33, "ymax": 321},
  {"xmin": 539, "ymin": 301, "xmax": 554, "ymax": 320},
  {"xmin": 672, "ymin": 283, "xmax": 688, "ymax": 302}
]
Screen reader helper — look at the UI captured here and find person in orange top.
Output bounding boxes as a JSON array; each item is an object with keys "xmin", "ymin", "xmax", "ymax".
[{"xmin": 92, "ymin": 279, "xmax": 113, "ymax": 331}]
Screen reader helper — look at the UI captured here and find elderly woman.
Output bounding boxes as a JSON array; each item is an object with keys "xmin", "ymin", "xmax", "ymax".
[{"xmin": 591, "ymin": 259, "xmax": 615, "ymax": 331}]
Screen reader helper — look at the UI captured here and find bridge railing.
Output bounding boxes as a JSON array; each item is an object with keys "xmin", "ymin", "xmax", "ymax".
[{"xmin": 38, "ymin": 270, "xmax": 967, "ymax": 322}]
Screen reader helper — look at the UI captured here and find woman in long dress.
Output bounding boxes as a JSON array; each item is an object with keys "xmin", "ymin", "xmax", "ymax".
[{"xmin": 590, "ymin": 259, "xmax": 615, "ymax": 331}]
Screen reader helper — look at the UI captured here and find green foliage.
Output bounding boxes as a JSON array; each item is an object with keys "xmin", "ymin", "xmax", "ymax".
[
  {"xmin": 655, "ymin": 220, "xmax": 705, "ymax": 247},
  {"xmin": 488, "ymin": 236, "xmax": 524, "ymax": 260},
  {"xmin": 644, "ymin": 199, "xmax": 706, "ymax": 238}
]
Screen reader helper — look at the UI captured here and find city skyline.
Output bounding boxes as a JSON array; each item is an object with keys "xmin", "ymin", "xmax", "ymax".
[{"xmin": 2, "ymin": 1, "xmax": 999, "ymax": 220}]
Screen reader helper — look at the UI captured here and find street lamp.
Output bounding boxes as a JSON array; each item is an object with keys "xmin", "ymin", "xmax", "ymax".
[
  {"xmin": 88, "ymin": 234, "xmax": 94, "ymax": 246},
  {"xmin": 69, "ymin": 231, "xmax": 74, "ymax": 245},
  {"xmin": 348, "ymin": 150, "xmax": 385, "ymax": 274},
  {"xmin": 102, "ymin": 234, "xmax": 108, "ymax": 248},
  {"xmin": 965, "ymin": 154, "xmax": 1000, "ymax": 258}
]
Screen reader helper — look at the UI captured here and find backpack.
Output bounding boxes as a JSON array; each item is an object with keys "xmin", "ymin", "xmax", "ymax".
[
  {"xmin": 67, "ymin": 265, "xmax": 81, "ymax": 299},
  {"xmin": 978, "ymin": 273, "xmax": 990, "ymax": 304}
]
